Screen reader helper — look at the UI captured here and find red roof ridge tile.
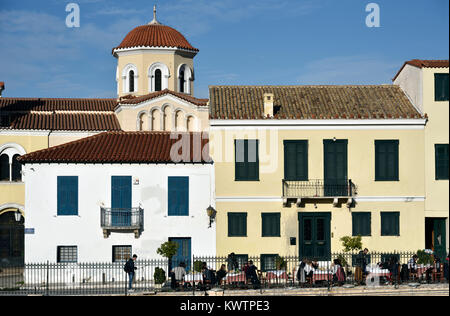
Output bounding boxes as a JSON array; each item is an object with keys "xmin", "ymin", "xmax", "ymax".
[{"xmin": 393, "ymin": 59, "xmax": 449, "ymax": 81}]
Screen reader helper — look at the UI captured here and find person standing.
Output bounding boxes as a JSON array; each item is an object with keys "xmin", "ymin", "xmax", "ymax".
[
  {"xmin": 355, "ymin": 248, "xmax": 369, "ymax": 285},
  {"xmin": 125, "ymin": 254, "xmax": 138, "ymax": 291}
]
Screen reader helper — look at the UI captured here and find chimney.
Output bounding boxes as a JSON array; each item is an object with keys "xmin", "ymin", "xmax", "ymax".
[
  {"xmin": 263, "ymin": 93, "xmax": 274, "ymax": 118},
  {"xmin": 0, "ymin": 82, "xmax": 4, "ymax": 97}
]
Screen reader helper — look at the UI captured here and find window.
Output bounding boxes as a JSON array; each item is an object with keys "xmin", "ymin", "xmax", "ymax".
[
  {"xmin": 435, "ymin": 144, "xmax": 449, "ymax": 180},
  {"xmin": 128, "ymin": 70, "xmax": 135, "ymax": 92},
  {"xmin": 155, "ymin": 69, "xmax": 162, "ymax": 92},
  {"xmin": 0, "ymin": 154, "xmax": 9, "ymax": 181},
  {"xmin": 168, "ymin": 177, "xmax": 189, "ymax": 216},
  {"xmin": 234, "ymin": 255, "xmax": 249, "ymax": 270},
  {"xmin": 57, "ymin": 176, "xmax": 79, "ymax": 216},
  {"xmin": 11, "ymin": 154, "xmax": 21, "ymax": 182},
  {"xmin": 381, "ymin": 212, "xmax": 400, "ymax": 236},
  {"xmin": 228, "ymin": 213, "xmax": 247, "ymax": 237},
  {"xmin": 375, "ymin": 140, "xmax": 399, "ymax": 181},
  {"xmin": 284, "ymin": 140, "xmax": 308, "ymax": 181},
  {"xmin": 235, "ymin": 140, "xmax": 259, "ymax": 181},
  {"xmin": 179, "ymin": 69, "xmax": 185, "ymax": 93},
  {"xmin": 112, "ymin": 246, "xmax": 132, "ymax": 262},
  {"xmin": 261, "ymin": 254, "xmax": 278, "ymax": 272},
  {"xmin": 57, "ymin": 246, "xmax": 78, "ymax": 263},
  {"xmin": 262, "ymin": 213, "xmax": 281, "ymax": 237},
  {"xmin": 352, "ymin": 212, "xmax": 371, "ymax": 236},
  {"xmin": 435, "ymin": 73, "xmax": 449, "ymax": 101}
]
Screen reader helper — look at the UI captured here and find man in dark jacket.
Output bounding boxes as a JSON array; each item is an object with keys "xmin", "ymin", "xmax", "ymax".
[
  {"xmin": 245, "ymin": 261, "xmax": 260, "ymax": 288},
  {"xmin": 125, "ymin": 254, "xmax": 138, "ymax": 291},
  {"xmin": 355, "ymin": 248, "xmax": 369, "ymax": 285}
]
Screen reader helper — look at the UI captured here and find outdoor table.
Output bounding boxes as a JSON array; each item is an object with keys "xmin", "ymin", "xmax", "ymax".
[
  {"xmin": 312, "ymin": 271, "xmax": 333, "ymax": 283},
  {"xmin": 226, "ymin": 272, "xmax": 246, "ymax": 283},
  {"xmin": 266, "ymin": 270, "xmax": 288, "ymax": 283},
  {"xmin": 184, "ymin": 273, "xmax": 203, "ymax": 284},
  {"xmin": 366, "ymin": 268, "xmax": 391, "ymax": 281}
]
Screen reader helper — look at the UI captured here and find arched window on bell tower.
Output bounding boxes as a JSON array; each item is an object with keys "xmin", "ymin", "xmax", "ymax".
[
  {"xmin": 129, "ymin": 70, "xmax": 135, "ymax": 92},
  {"xmin": 179, "ymin": 69, "xmax": 185, "ymax": 93},
  {"xmin": 155, "ymin": 69, "xmax": 162, "ymax": 92},
  {"xmin": 178, "ymin": 64, "xmax": 193, "ymax": 94}
]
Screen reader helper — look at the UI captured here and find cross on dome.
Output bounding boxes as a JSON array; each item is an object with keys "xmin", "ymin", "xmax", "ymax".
[{"xmin": 149, "ymin": 5, "xmax": 161, "ymax": 25}]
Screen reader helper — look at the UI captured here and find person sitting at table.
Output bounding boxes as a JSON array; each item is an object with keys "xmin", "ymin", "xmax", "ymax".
[
  {"xmin": 332, "ymin": 259, "xmax": 345, "ymax": 285},
  {"xmin": 408, "ymin": 255, "xmax": 419, "ymax": 280},
  {"xmin": 245, "ymin": 260, "xmax": 261, "ymax": 288},
  {"xmin": 297, "ymin": 258, "xmax": 307, "ymax": 285},
  {"xmin": 216, "ymin": 264, "xmax": 227, "ymax": 285},
  {"xmin": 388, "ymin": 256, "xmax": 400, "ymax": 285},
  {"xmin": 304, "ymin": 260, "xmax": 315, "ymax": 284},
  {"xmin": 171, "ymin": 262, "xmax": 187, "ymax": 290},
  {"xmin": 243, "ymin": 261, "xmax": 250, "ymax": 282}
]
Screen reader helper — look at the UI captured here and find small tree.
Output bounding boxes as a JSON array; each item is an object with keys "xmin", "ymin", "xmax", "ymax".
[
  {"xmin": 157, "ymin": 241, "xmax": 179, "ymax": 260},
  {"xmin": 339, "ymin": 236, "xmax": 363, "ymax": 269},
  {"xmin": 340, "ymin": 236, "xmax": 363, "ymax": 253}
]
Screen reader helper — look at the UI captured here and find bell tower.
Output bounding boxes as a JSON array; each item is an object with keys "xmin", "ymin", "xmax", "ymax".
[{"xmin": 113, "ymin": 6, "xmax": 199, "ymax": 99}]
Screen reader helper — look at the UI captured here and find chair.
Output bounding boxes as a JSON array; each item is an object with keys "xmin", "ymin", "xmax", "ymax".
[{"xmin": 432, "ymin": 265, "xmax": 443, "ymax": 283}]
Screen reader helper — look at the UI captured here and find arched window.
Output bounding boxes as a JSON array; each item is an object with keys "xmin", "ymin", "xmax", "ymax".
[
  {"xmin": 155, "ymin": 69, "xmax": 162, "ymax": 92},
  {"xmin": 11, "ymin": 154, "xmax": 21, "ymax": 182},
  {"xmin": 178, "ymin": 64, "xmax": 193, "ymax": 94},
  {"xmin": 179, "ymin": 69, "xmax": 185, "ymax": 93},
  {"xmin": 148, "ymin": 63, "xmax": 169, "ymax": 93},
  {"xmin": 0, "ymin": 154, "xmax": 9, "ymax": 181},
  {"xmin": 129, "ymin": 70, "xmax": 135, "ymax": 92}
]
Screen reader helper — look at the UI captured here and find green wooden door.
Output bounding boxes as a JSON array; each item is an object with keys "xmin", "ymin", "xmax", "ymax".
[
  {"xmin": 324, "ymin": 140, "xmax": 348, "ymax": 196},
  {"xmin": 298, "ymin": 212, "xmax": 331, "ymax": 261},
  {"xmin": 433, "ymin": 219, "xmax": 447, "ymax": 262}
]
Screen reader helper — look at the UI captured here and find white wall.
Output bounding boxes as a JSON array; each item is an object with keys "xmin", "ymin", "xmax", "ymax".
[
  {"xmin": 394, "ymin": 64, "xmax": 423, "ymax": 113},
  {"xmin": 23, "ymin": 163, "xmax": 216, "ymax": 263}
]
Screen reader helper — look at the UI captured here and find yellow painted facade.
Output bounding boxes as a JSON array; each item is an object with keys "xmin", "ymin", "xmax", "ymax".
[{"xmin": 211, "ymin": 127, "xmax": 428, "ymax": 256}]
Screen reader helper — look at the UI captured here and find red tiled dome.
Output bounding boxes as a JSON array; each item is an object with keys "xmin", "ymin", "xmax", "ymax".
[{"xmin": 113, "ymin": 24, "xmax": 198, "ymax": 53}]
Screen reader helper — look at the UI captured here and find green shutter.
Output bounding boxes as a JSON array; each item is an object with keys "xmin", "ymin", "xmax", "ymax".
[
  {"xmin": 435, "ymin": 144, "xmax": 449, "ymax": 180},
  {"xmin": 381, "ymin": 212, "xmax": 400, "ymax": 236},
  {"xmin": 228, "ymin": 213, "xmax": 247, "ymax": 237},
  {"xmin": 352, "ymin": 212, "xmax": 371, "ymax": 236},
  {"xmin": 375, "ymin": 140, "xmax": 399, "ymax": 181},
  {"xmin": 435, "ymin": 74, "xmax": 449, "ymax": 101},
  {"xmin": 262, "ymin": 213, "xmax": 281, "ymax": 237},
  {"xmin": 235, "ymin": 140, "xmax": 259, "ymax": 181},
  {"xmin": 284, "ymin": 140, "xmax": 308, "ymax": 181},
  {"xmin": 57, "ymin": 176, "xmax": 78, "ymax": 216}
]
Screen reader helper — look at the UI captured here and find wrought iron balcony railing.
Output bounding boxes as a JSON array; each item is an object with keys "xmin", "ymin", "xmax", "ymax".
[
  {"xmin": 282, "ymin": 179, "xmax": 356, "ymax": 204},
  {"xmin": 100, "ymin": 207, "xmax": 144, "ymax": 238}
]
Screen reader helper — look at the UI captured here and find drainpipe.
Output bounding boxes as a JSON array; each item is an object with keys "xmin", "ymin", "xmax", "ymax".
[{"xmin": 47, "ymin": 110, "xmax": 55, "ymax": 148}]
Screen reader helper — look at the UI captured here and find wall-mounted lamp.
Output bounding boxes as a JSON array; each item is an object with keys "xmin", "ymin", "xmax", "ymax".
[
  {"xmin": 14, "ymin": 209, "xmax": 22, "ymax": 222},
  {"xmin": 206, "ymin": 206, "xmax": 217, "ymax": 228}
]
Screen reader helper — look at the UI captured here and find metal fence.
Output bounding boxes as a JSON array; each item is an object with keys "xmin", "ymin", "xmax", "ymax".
[{"xmin": 1, "ymin": 252, "xmax": 448, "ymax": 296}]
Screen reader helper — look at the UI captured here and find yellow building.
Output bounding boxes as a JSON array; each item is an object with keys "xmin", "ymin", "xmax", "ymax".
[
  {"xmin": 394, "ymin": 60, "xmax": 449, "ymax": 261},
  {"xmin": 209, "ymin": 74, "xmax": 448, "ymax": 262}
]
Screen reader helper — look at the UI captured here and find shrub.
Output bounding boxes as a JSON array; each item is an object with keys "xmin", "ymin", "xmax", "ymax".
[{"xmin": 154, "ymin": 267, "xmax": 166, "ymax": 285}]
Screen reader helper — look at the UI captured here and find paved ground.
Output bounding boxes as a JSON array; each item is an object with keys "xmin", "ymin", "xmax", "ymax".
[{"xmin": 131, "ymin": 283, "xmax": 449, "ymax": 297}]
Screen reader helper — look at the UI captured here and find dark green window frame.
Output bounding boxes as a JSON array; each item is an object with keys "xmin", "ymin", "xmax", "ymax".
[
  {"xmin": 262, "ymin": 213, "xmax": 281, "ymax": 237},
  {"xmin": 381, "ymin": 212, "xmax": 400, "ymax": 236},
  {"xmin": 435, "ymin": 73, "xmax": 449, "ymax": 102},
  {"xmin": 375, "ymin": 140, "xmax": 399, "ymax": 181},
  {"xmin": 435, "ymin": 144, "xmax": 449, "ymax": 180},
  {"xmin": 261, "ymin": 254, "xmax": 279, "ymax": 272},
  {"xmin": 235, "ymin": 140, "xmax": 259, "ymax": 181},
  {"xmin": 352, "ymin": 212, "xmax": 372, "ymax": 237},
  {"xmin": 228, "ymin": 213, "xmax": 247, "ymax": 237},
  {"xmin": 284, "ymin": 140, "xmax": 308, "ymax": 181}
]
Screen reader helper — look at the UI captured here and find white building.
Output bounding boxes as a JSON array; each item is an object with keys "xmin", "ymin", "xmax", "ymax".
[{"xmin": 20, "ymin": 131, "xmax": 216, "ymax": 264}]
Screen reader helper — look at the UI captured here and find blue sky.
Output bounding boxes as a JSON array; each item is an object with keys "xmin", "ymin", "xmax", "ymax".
[{"xmin": 0, "ymin": 0, "xmax": 448, "ymax": 99}]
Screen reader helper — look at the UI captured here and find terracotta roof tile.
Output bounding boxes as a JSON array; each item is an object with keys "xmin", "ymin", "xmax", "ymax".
[
  {"xmin": 119, "ymin": 89, "xmax": 208, "ymax": 107},
  {"xmin": 393, "ymin": 59, "xmax": 449, "ymax": 81},
  {"xmin": 209, "ymin": 85, "xmax": 423, "ymax": 120},
  {"xmin": 18, "ymin": 131, "xmax": 211, "ymax": 164},
  {"xmin": 0, "ymin": 97, "xmax": 121, "ymax": 131},
  {"xmin": 113, "ymin": 24, "xmax": 198, "ymax": 54}
]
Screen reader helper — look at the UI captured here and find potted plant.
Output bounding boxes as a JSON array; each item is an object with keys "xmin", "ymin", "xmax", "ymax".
[
  {"xmin": 339, "ymin": 235, "xmax": 363, "ymax": 275},
  {"xmin": 275, "ymin": 256, "xmax": 287, "ymax": 271},
  {"xmin": 155, "ymin": 241, "xmax": 179, "ymax": 288}
]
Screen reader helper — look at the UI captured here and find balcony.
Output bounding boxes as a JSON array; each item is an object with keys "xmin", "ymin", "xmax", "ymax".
[
  {"xmin": 100, "ymin": 207, "xmax": 144, "ymax": 239},
  {"xmin": 282, "ymin": 179, "xmax": 356, "ymax": 207}
]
